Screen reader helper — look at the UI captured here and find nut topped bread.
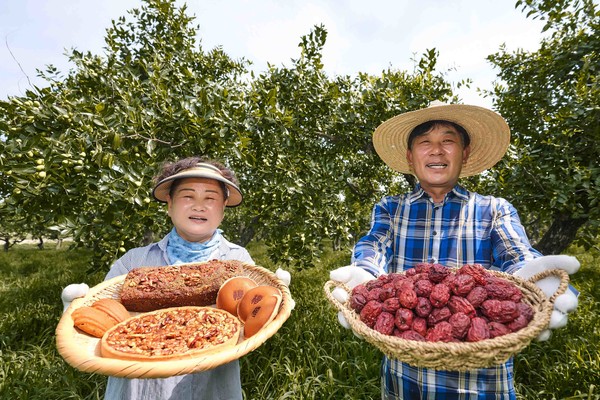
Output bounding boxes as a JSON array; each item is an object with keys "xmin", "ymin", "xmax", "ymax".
[
  {"xmin": 120, "ymin": 260, "xmax": 244, "ymax": 312},
  {"xmin": 101, "ymin": 306, "xmax": 242, "ymax": 361}
]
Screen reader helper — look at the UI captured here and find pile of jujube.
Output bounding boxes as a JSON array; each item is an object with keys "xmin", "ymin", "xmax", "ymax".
[{"xmin": 349, "ymin": 263, "xmax": 534, "ymax": 342}]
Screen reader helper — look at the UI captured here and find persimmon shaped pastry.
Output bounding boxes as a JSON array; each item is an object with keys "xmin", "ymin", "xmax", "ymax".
[
  {"xmin": 216, "ymin": 276, "xmax": 258, "ymax": 317},
  {"xmin": 237, "ymin": 285, "xmax": 282, "ymax": 338}
]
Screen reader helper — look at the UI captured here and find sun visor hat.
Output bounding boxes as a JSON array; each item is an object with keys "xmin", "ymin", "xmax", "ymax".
[{"xmin": 152, "ymin": 163, "xmax": 243, "ymax": 207}]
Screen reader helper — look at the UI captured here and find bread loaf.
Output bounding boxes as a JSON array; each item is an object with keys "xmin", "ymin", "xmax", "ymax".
[
  {"xmin": 92, "ymin": 298, "xmax": 131, "ymax": 323},
  {"xmin": 119, "ymin": 260, "xmax": 244, "ymax": 312},
  {"xmin": 72, "ymin": 306, "xmax": 117, "ymax": 338}
]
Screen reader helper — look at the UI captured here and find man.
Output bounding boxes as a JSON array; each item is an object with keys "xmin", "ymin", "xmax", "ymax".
[{"xmin": 331, "ymin": 102, "xmax": 579, "ymax": 399}]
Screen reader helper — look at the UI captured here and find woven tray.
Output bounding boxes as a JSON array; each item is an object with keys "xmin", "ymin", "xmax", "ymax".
[
  {"xmin": 324, "ymin": 268, "xmax": 569, "ymax": 371},
  {"xmin": 56, "ymin": 262, "xmax": 293, "ymax": 378}
]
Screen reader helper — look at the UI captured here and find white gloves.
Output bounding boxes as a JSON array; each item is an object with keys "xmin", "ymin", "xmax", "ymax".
[
  {"xmin": 276, "ymin": 268, "xmax": 295, "ymax": 310},
  {"xmin": 513, "ymin": 255, "xmax": 580, "ymax": 341},
  {"xmin": 61, "ymin": 283, "xmax": 90, "ymax": 312},
  {"xmin": 275, "ymin": 268, "xmax": 291, "ymax": 286},
  {"xmin": 329, "ymin": 265, "xmax": 376, "ymax": 330}
]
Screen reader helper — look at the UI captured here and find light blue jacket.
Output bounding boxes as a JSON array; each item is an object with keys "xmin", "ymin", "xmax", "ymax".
[{"xmin": 104, "ymin": 232, "xmax": 253, "ymax": 400}]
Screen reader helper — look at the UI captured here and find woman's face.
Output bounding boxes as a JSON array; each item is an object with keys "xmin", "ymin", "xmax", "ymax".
[
  {"xmin": 166, "ymin": 177, "xmax": 227, "ymax": 243},
  {"xmin": 406, "ymin": 123, "xmax": 470, "ymax": 198}
]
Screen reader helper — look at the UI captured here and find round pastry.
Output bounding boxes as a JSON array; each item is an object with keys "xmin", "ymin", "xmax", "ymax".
[
  {"xmin": 242, "ymin": 293, "xmax": 282, "ymax": 338},
  {"xmin": 71, "ymin": 306, "xmax": 118, "ymax": 338},
  {"xmin": 216, "ymin": 276, "xmax": 258, "ymax": 317},
  {"xmin": 100, "ymin": 306, "xmax": 242, "ymax": 361},
  {"xmin": 237, "ymin": 285, "xmax": 282, "ymax": 338},
  {"xmin": 92, "ymin": 298, "xmax": 131, "ymax": 323}
]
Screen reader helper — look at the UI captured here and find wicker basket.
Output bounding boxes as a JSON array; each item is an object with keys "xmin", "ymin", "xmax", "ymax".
[
  {"xmin": 324, "ymin": 268, "xmax": 569, "ymax": 371},
  {"xmin": 56, "ymin": 262, "xmax": 293, "ymax": 378}
]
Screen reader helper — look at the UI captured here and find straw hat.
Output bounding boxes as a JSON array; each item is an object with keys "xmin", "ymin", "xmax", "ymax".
[
  {"xmin": 372, "ymin": 101, "xmax": 511, "ymax": 177},
  {"xmin": 152, "ymin": 163, "xmax": 243, "ymax": 207}
]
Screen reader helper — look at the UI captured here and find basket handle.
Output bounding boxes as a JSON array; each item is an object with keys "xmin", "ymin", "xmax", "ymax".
[
  {"xmin": 524, "ymin": 268, "xmax": 570, "ymax": 303},
  {"xmin": 63, "ymin": 297, "xmax": 86, "ymax": 314}
]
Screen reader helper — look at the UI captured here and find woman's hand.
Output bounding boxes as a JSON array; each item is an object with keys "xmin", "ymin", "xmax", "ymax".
[
  {"xmin": 276, "ymin": 268, "xmax": 295, "ymax": 310},
  {"xmin": 61, "ymin": 283, "xmax": 89, "ymax": 312}
]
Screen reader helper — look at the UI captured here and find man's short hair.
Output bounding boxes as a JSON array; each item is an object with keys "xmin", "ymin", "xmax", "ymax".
[{"xmin": 407, "ymin": 120, "xmax": 471, "ymax": 149}]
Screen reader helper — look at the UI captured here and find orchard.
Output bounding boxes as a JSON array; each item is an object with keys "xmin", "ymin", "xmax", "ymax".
[{"xmin": 0, "ymin": 0, "xmax": 598, "ymax": 272}]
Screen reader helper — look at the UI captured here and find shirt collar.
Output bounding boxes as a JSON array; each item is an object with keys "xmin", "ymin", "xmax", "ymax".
[
  {"xmin": 451, "ymin": 184, "xmax": 470, "ymax": 201},
  {"xmin": 158, "ymin": 234, "xmax": 169, "ymax": 250},
  {"xmin": 408, "ymin": 183, "xmax": 469, "ymax": 203}
]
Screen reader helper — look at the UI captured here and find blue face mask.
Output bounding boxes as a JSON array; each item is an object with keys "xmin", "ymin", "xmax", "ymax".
[{"xmin": 166, "ymin": 227, "xmax": 222, "ymax": 264}]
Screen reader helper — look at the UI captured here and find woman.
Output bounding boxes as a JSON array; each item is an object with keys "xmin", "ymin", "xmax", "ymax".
[
  {"xmin": 105, "ymin": 157, "xmax": 252, "ymax": 279},
  {"xmin": 64, "ymin": 156, "xmax": 254, "ymax": 399}
]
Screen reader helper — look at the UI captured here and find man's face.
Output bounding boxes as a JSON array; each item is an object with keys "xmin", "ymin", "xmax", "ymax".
[
  {"xmin": 406, "ymin": 123, "xmax": 470, "ymax": 196},
  {"xmin": 166, "ymin": 177, "xmax": 227, "ymax": 243}
]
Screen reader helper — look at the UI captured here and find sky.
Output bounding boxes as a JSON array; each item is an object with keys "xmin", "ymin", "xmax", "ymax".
[{"xmin": 0, "ymin": 0, "xmax": 547, "ymax": 109}]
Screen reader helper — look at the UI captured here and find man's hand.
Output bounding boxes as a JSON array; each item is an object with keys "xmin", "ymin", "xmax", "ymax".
[
  {"xmin": 514, "ymin": 255, "xmax": 580, "ymax": 341},
  {"xmin": 330, "ymin": 266, "xmax": 375, "ymax": 330},
  {"xmin": 61, "ymin": 283, "xmax": 90, "ymax": 312}
]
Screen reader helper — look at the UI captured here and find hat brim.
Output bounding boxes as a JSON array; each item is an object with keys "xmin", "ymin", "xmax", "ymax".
[
  {"xmin": 372, "ymin": 104, "xmax": 511, "ymax": 177},
  {"xmin": 152, "ymin": 166, "xmax": 243, "ymax": 207}
]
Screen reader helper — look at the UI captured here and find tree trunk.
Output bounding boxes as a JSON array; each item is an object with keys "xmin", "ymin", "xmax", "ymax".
[
  {"xmin": 142, "ymin": 229, "xmax": 154, "ymax": 246},
  {"xmin": 403, "ymin": 173, "xmax": 417, "ymax": 188},
  {"xmin": 37, "ymin": 237, "xmax": 44, "ymax": 250},
  {"xmin": 535, "ymin": 212, "xmax": 588, "ymax": 255},
  {"xmin": 239, "ymin": 216, "xmax": 260, "ymax": 247}
]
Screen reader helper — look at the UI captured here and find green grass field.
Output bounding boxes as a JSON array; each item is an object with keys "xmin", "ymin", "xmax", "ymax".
[{"xmin": 0, "ymin": 243, "xmax": 598, "ymax": 399}]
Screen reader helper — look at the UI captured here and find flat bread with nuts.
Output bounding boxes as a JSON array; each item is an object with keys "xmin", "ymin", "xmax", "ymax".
[{"xmin": 100, "ymin": 306, "xmax": 241, "ymax": 361}]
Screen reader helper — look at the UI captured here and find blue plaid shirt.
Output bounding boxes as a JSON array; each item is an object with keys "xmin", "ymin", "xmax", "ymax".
[{"xmin": 352, "ymin": 184, "xmax": 542, "ymax": 400}]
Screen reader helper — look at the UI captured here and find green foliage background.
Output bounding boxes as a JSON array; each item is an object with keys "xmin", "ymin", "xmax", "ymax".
[
  {"xmin": 485, "ymin": 0, "xmax": 600, "ymax": 254},
  {"xmin": 0, "ymin": 0, "xmax": 455, "ymax": 270},
  {"xmin": 1, "ymin": 0, "xmax": 597, "ymax": 272}
]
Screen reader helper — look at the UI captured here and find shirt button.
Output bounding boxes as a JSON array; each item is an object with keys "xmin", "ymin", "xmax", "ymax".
[{"xmin": 433, "ymin": 231, "xmax": 437, "ymax": 236}]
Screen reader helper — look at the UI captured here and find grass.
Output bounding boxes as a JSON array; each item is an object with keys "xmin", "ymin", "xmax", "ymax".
[
  {"xmin": 512, "ymin": 246, "xmax": 600, "ymax": 400},
  {"xmin": 0, "ymin": 245, "xmax": 106, "ymax": 400},
  {"xmin": 0, "ymin": 243, "xmax": 598, "ymax": 399}
]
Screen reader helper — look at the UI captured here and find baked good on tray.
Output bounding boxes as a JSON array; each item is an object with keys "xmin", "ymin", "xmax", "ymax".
[
  {"xmin": 71, "ymin": 298, "xmax": 132, "ymax": 338},
  {"xmin": 100, "ymin": 306, "xmax": 242, "ymax": 361},
  {"xmin": 120, "ymin": 260, "xmax": 244, "ymax": 312},
  {"xmin": 237, "ymin": 285, "xmax": 283, "ymax": 338}
]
